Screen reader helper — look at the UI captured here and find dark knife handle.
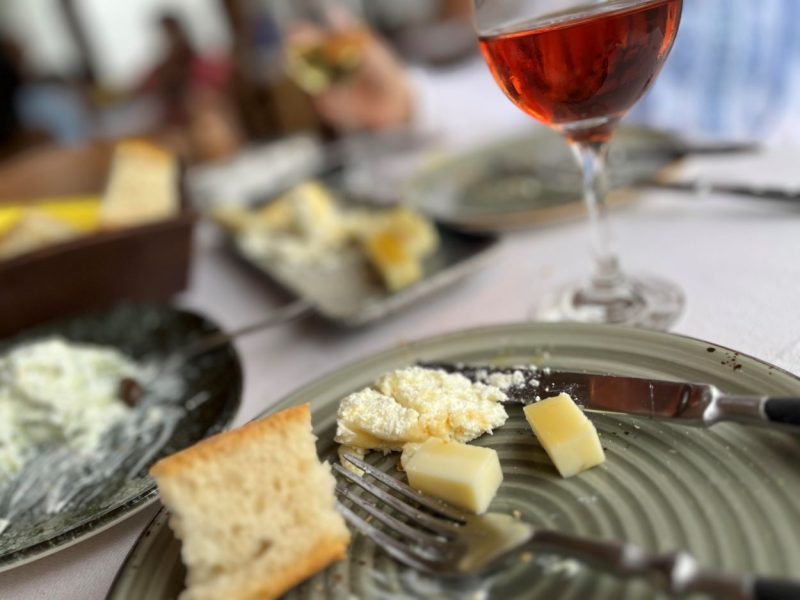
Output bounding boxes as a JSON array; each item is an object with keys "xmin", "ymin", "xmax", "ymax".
[
  {"xmin": 763, "ymin": 398, "xmax": 800, "ymax": 427},
  {"xmin": 711, "ymin": 396, "xmax": 800, "ymax": 432},
  {"xmin": 752, "ymin": 577, "xmax": 800, "ymax": 600}
]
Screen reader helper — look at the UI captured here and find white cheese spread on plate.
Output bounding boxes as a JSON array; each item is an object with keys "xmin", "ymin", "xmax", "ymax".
[{"xmin": 0, "ymin": 337, "xmax": 139, "ymax": 483}]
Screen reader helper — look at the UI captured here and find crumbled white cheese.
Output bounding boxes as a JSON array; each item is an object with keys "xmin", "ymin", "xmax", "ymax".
[
  {"xmin": 335, "ymin": 367, "xmax": 508, "ymax": 453},
  {"xmin": 470, "ymin": 367, "xmax": 533, "ymax": 396},
  {"xmin": 374, "ymin": 367, "xmax": 507, "ymax": 442},
  {"xmin": 235, "ymin": 182, "xmax": 349, "ymax": 267},
  {"xmin": 0, "ymin": 337, "xmax": 137, "ymax": 485},
  {"xmin": 485, "ymin": 370, "xmax": 527, "ymax": 391},
  {"xmin": 335, "ymin": 388, "xmax": 425, "ymax": 451},
  {"xmin": 288, "ymin": 182, "xmax": 348, "ymax": 245},
  {"xmin": 239, "ymin": 229, "xmax": 344, "ymax": 267}
]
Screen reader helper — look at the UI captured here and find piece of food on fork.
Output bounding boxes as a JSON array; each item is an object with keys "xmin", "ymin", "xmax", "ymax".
[{"xmin": 335, "ymin": 453, "xmax": 800, "ymax": 598}]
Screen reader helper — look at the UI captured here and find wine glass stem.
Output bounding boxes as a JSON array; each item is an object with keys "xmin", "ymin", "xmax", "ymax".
[{"xmin": 569, "ymin": 140, "xmax": 626, "ymax": 292}]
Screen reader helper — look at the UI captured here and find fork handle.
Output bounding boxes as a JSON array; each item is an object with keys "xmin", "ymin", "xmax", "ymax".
[
  {"xmin": 531, "ymin": 530, "xmax": 752, "ymax": 598},
  {"xmin": 707, "ymin": 396, "xmax": 800, "ymax": 431}
]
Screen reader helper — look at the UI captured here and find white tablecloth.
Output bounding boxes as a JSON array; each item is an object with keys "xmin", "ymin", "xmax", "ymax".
[{"xmin": 3, "ymin": 147, "xmax": 800, "ymax": 600}]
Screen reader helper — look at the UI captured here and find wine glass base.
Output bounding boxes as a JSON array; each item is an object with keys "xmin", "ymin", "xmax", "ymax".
[{"xmin": 533, "ymin": 273, "xmax": 685, "ymax": 330}]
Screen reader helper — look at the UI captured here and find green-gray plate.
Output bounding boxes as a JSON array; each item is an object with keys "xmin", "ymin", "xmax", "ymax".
[
  {"xmin": 0, "ymin": 304, "xmax": 242, "ymax": 573},
  {"xmin": 108, "ymin": 322, "xmax": 800, "ymax": 599},
  {"xmin": 405, "ymin": 126, "xmax": 681, "ymax": 232}
]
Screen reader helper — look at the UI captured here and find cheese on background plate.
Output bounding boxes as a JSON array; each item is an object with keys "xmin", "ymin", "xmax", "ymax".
[
  {"xmin": 401, "ymin": 438, "xmax": 503, "ymax": 514},
  {"xmin": 523, "ymin": 393, "xmax": 605, "ymax": 478}
]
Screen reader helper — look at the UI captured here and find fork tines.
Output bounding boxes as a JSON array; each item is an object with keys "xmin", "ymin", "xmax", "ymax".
[{"xmin": 333, "ymin": 454, "xmax": 466, "ymax": 573}]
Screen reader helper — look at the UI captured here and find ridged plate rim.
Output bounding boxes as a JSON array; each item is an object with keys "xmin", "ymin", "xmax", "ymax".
[{"xmin": 107, "ymin": 322, "xmax": 800, "ymax": 599}]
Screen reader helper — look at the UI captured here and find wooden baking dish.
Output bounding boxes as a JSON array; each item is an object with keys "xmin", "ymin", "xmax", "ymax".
[{"xmin": 0, "ymin": 142, "xmax": 196, "ymax": 337}]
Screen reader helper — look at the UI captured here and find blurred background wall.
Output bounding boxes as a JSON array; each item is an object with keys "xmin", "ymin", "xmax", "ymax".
[{"xmin": 1, "ymin": 0, "xmax": 229, "ymax": 88}]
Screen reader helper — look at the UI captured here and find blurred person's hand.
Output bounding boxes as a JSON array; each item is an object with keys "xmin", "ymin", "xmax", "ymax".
[
  {"xmin": 186, "ymin": 88, "xmax": 242, "ymax": 162},
  {"xmin": 287, "ymin": 23, "xmax": 413, "ymax": 132}
]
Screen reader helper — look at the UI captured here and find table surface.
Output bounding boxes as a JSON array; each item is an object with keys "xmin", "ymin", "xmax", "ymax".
[{"xmin": 3, "ymin": 145, "xmax": 800, "ymax": 600}]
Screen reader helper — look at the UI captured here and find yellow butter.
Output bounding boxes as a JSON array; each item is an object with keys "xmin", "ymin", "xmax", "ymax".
[
  {"xmin": 33, "ymin": 198, "xmax": 100, "ymax": 232},
  {"xmin": 0, "ymin": 207, "xmax": 22, "ymax": 235},
  {"xmin": 380, "ymin": 206, "xmax": 439, "ymax": 258},
  {"xmin": 358, "ymin": 206, "xmax": 439, "ymax": 292},
  {"xmin": 363, "ymin": 231, "xmax": 421, "ymax": 291},
  {"xmin": 0, "ymin": 197, "xmax": 100, "ymax": 236},
  {"xmin": 402, "ymin": 438, "xmax": 503, "ymax": 514},
  {"xmin": 523, "ymin": 393, "xmax": 605, "ymax": 478}
]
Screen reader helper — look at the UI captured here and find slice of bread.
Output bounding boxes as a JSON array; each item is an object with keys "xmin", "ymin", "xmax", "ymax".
[
  {"xmin": 100, "ymin": 140, "xmax": 179, "ymax": 228},
  {"xmin": 150, "ymin": 404, "xmax": 350, "ymax": 600}
]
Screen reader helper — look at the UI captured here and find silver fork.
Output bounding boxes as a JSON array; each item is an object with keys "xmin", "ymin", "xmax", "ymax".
[{"xmin": 334, "ymin": 455, "xmax": 800, "ymax": 600}]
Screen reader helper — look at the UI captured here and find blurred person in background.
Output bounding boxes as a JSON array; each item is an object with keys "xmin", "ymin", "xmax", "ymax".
[
  {"xmin": 627, "ymin": 0, "xmax": 800, "ymax": 143},
  {"xmin": 0, "ymin": 4, "xmax": 243, "ymax": 165},
  {"xmin": 16, "ymin": 76, "xmax": 92, "ymax": 146},
  {"xmin": 133, "ymin": 11, "xmax": 242, "ymax": 162},
  {"xmin": 297, "ymin": 0, "xmax": 800, "ymax": 147},
  {"xmin": 137, "ymin": 13, "xmax": 197, "ymax": 127},
  {"xmin": 285, "ymin": 21, "xmax": 414, "ymax": 132},
  {"xmin": 278, "ymin": 0, "xmax": 477, "ymax": 136},
  {"xmin": 0, "ymin": 38, "xmax": 24, "ymax": 153},
  {"xmin": 362, "ymin": 0, "xmax": 475, "ymax": 66},
  {"xmin": 0, "ymin": 33, "xmax": 90, "ymax": 151}
]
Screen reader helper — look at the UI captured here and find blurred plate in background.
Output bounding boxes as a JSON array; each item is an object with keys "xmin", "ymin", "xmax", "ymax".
[
  {"xmin": 225, "ymin": 198, "xmax": 499, "ymax": 327},
  {"xmin": 404, "ymin": 126, "xmax": 683, "ymax": 232}
]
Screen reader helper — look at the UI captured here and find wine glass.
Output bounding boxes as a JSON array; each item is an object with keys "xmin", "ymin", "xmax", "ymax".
[{"xmin": 474, "ymin": 0, "xmax": 684, "ymax": 328}]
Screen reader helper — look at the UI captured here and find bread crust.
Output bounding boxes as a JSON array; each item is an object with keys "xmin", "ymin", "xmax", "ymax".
[
  {"xmin": 150, "ymin": 404, "xmax": 310, "ymax": 479},
  {"xmin": 113, "ymin": 139, "xmax": 174, "ymax": 162},
  {"xmin": 213, "ymin": 534, "xmax": 348, "ymax": 600}
]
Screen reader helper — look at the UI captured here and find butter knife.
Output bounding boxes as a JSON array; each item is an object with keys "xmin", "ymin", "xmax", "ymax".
[
  {"xmin": 635, "ymin": 179, "xmax": 800, "ymax": 202},
  {"xmin": 424, "ymin": 364, "xmax": 800, "ymax": 431}
]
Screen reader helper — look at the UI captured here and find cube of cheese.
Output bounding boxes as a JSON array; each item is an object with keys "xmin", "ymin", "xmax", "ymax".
[
  {"xmin": 523, "ymin": 393, "xmax": 605, "ymax": 478},
  {"xmin": 401, "ymin": 438, "xmax": 503, "ymax": 514}
]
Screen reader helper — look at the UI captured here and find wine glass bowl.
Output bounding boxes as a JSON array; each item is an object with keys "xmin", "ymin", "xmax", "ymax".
[{"xmin": 474, "ymin": 0, "xmax": 685, "ymax": 328}]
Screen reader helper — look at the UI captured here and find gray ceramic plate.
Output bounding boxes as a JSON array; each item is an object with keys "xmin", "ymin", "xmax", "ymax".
[
  {"xmin": 228, "ymin": 215, "xmax": 499, "ymax": 327},
  {"xmin": 405, "ymin": 126, "xmax": 682, "ymax": 232},
  {"xmin": 0, "ymin": 304, "xmax": 242, "ymax": 572},
  {"xmin": 108, "ymin": 322, "xmax": 800, "ymax": 599}
]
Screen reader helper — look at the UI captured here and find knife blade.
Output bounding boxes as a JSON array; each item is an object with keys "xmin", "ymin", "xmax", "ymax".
[
  {"xmin": 423, "ymin": 363, "xmax": 800, "ymax": 431},
  {"xmin": 635, "ymin": 179, "xmax": 800, "ymax": 202}
]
